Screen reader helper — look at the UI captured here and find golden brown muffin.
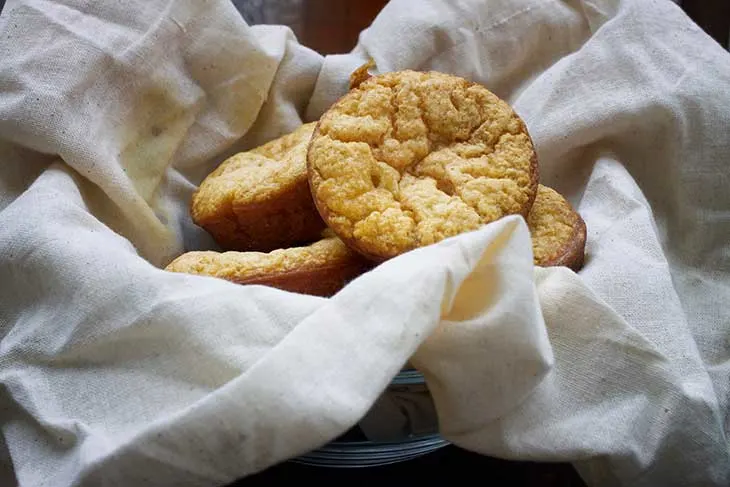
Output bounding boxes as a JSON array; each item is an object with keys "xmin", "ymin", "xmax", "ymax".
[
  {"xmin": 307, "ymin": 70, "xmax": 538, "ymax": 261},
  {"xmin": 191, "ymin": 122, "xmax": 325, "ymax": 252},
  {"xmin": 527, "ymin": 185, "xmax": 586, "ymax": 271},
  {"xmin": 165, "ymin": 231, "xmax": 373, "ymax": 297},
  {"xmin": 349, "ymin": 58, "xmax": 375, "ymax": 90}
]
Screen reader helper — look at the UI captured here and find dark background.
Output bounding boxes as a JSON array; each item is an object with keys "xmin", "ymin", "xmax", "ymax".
[{"xmin": 258, "ymin": 0, "xmax": 728, "ymax": 55}]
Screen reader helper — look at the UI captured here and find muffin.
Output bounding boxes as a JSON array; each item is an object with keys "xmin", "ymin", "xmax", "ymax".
[
  {"xmin": 165, "ymin": 231, "xmax": 372, "ymax": 297},
  {"xmin": 527, "ymin": 185, "xmax": 586, "ymax": 271},
  {"xmin": 307, "ymin": 70, "xmax": 538, "ymax": 261},
  {"xmin": 191, "ymin": 122, "xmax": 325, "ymax": 252}
]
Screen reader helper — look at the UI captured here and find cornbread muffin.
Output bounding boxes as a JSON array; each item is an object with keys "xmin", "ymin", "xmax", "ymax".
[
  {"xmin": 191, "ymin": 122, "xmax": 325, "ymax": 252},
  {"xmin": 349, "ymin": 58, "xmax": 374, "ymax": 90},
  {"xmin": 527, "ymin": 185, "xmax": 586, "ymax": 271},
  {"xmin": 307, "ymin": 70, "xmax": 538, "ymax": 261},
  {"xmin": 165, "ymin": 232, "xmax": 372, "ymax": 297}
]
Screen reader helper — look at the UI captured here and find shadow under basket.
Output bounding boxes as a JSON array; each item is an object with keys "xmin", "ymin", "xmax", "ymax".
[{"xmin": 291, "ymin": 368, "xmax": 449, "ymax": 467}]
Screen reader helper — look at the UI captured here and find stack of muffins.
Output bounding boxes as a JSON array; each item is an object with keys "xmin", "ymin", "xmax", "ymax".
[{"xmin": 166, "ymin": 66, "xmax": 586, "ymax": 295}]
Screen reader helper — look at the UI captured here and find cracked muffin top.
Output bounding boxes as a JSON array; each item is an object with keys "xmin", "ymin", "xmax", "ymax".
[
  {"xmin": 307, "ymin": 70, "xmax": 538, "ymax": 261},
  {"xmin": 193, "ymin": 122, "xmax": 317, "ymax": 219}
]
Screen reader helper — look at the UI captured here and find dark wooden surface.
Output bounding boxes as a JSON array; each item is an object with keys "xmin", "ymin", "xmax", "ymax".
[
  {"xmin": 291, "ymin": 0, "xmax": 729, "ymax": 54},
  {"xmin": 300, "ymin": 0, "xmax": 389, "ymax": 55}
]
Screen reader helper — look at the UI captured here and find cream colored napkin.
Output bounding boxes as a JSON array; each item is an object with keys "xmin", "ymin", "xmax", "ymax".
[{"xmin": 0, "ymin": 1, "xmax": 728, "ymax": 486}]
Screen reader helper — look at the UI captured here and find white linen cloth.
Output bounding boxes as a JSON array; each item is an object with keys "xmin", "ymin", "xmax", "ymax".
[{"xmin": 0, "ymin": 0, "xmax": 728, "ymax": 485}]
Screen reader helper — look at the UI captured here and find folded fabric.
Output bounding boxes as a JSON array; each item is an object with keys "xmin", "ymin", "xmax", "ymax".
[{"xmin": 0, "ymin": 1, "xmax": 727, "ymax": 486}]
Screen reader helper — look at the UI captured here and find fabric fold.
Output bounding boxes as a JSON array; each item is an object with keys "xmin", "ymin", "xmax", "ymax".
[{"xmin": 0, "ymin": 1, "xmax": 728, "ymax": 486}]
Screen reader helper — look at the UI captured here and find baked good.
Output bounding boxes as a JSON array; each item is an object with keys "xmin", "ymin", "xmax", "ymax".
[
  {"xmin": 307, "ymin": 70, "xmax": 539, "ymax": 261},
  {"xmin": 349, "ymin": 58, "xmax": 374, "ymax": 90},
  {"xmin": 164, "ymin": 231, "xmax": 372, "ymax": 297},
  {"xmin": 191, "ymin": 122, "xmax": 325, "ymax": 252},
  {"xmin": 527, "ymin": 185, "xmax": 586, "ymax": 271}
]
